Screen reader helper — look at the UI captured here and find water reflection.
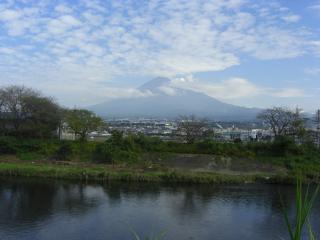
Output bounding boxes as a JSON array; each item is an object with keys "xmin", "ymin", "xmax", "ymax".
[{"xmin": 0, "ymin": 178, "xmax": 318, "ymax": 240}]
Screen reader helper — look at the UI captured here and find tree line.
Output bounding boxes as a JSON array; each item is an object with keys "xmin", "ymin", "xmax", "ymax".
[
  {"xmin": 0, "ymin": 85, "xmax": 320, "ymax": 148},
  {"xmin": 0, "ymin": 86, "xmax": 104, "ymax": 139},
  {"xmin": 178, "ymin": 107, "xmax": 320, "ymax": 147}
]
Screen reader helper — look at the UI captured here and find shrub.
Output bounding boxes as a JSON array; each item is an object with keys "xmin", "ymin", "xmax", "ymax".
[
  {"xmin": 17, "ymin": 139, "xmax": 43, "ymax": 152},
  {"xmin": 92, "ymin": 143, "xmax": 113, "ymax": 164},
  {"xmin": 53, "ymin": 141, "xmax": 73, "ymax": 161},
  {"xmin": 0, "ymin": 137, "xmax": 17, "ymax": 154},
  {"xmin": 113, "ymin": 150, "xmax": 140, "ymax": 163},
  {"xmin": 271, "ymin": 136, "xmax": 298, "ymax": 156}
]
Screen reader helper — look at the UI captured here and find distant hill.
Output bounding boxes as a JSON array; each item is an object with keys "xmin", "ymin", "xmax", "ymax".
[{"xmin": 89, "ymin": 77, "xmax": 260, "ymax": 120}]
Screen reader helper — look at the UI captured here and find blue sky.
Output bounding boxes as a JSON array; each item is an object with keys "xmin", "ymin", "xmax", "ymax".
[{"xmin": 0, "ymin": 0, "xmax": 319, "ymax": 111}]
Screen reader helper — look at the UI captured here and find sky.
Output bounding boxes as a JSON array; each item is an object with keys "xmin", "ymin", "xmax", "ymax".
[{"xmin": 0, "ymin": 0, "xmax": 319, "ymax": 111}]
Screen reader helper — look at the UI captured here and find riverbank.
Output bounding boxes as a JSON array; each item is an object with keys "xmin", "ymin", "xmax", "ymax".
[
  {"xmin": 1, "ymin": 135, "xmax": 319, "ymax": 184},
  {"xmin": 0, "ymin": 161, "xmax": 298, "ymax": 184}
]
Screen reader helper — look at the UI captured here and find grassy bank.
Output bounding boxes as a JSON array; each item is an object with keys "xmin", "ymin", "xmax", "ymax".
[
  {"xmin": 1, "ymin": 135, "xmax": 319, "ymax": 184},
  {"xmin": 0, "ymin": 161, "xmax": 297, "ymax": 184}
]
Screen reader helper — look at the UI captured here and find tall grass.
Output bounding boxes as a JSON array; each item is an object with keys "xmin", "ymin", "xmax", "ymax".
[
  {"xmin": 281, "ymin": 178, "xmax": 319, "ymax": 240},
  {"xmin": 131, "ymin": 231, "xmax": 166, "ymax": 240},
  {"xmin": 129, "ymin": 226, "xmax": 166, "ymax": 240}
]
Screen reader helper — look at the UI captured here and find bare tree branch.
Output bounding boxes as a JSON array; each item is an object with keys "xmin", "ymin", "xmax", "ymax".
[{"xmin": 177, "ymin": 115, "xmax": 209, "ymax": 143}]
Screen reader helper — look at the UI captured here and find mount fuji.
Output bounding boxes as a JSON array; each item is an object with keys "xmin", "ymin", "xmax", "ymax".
[{"xmin": 89, "ymin": 77, "xmax": 260, "ymax": 120}]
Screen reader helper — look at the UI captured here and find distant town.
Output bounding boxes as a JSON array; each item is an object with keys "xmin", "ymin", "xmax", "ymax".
[{"xmin": 60, "ymin": 117, "xmax": 318, "ymax": 144}]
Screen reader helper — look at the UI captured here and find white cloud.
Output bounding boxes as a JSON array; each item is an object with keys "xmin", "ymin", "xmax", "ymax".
[
  {"xmin": 309, "ymin": 2, "xmax": 320, "ymax": 11},
  {"xmin": 0, "ymin": 9, "xmax": 21, "ymax": 21},
  {"xmin": 271, "ymin": 88, "xmax": 305, "ymax": 98},
  {"xmin": 0, "ymin": 47, "xmax": 16, "ymax": 54},
  {"xmin": 305, "ymin": 67, "xmax": 320, "ymax": 76},
  {"xmin": 170, "ymin": 76, "xmax": 305, "ymax": 100},
  {"xmin": 55, "ymin": 4, "xmax": 73, "ymax": 14},
  {"xmin": 282, "ymin": 14, "xmax": 301, "ymax": 23},
  {"xmin": 47, "ymin": 15, "xmax": 81, "ymax": 34},
  {"xmin": 158, "ymin": 86, "xmax": 177, "ymax": 96},
  {"xmin": 0, "ymin": 0, "xmax": 315, "ymax": 105},
  {"xmin": 310, "ymin": 41, "xmax": 320, "ymax": 57},
  {"xmin": 171, "ymin": 77, "xmax": 260, "ymax": 99}
]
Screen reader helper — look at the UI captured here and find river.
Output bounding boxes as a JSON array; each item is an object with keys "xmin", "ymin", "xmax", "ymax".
[{"xmin": 0, "ymin": 178, "xmax": 319, "ymax": 240}]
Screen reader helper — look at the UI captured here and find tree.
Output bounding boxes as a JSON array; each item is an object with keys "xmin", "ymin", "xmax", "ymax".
[
  {"xmin": 257, "ymin": 107, "xmax": 297, "ymax": 137},
  {"xmin": 0, "ymin": 85, "xmax": 62, "ymax": 138},
  {"xmin": 290, "ymin": 107, "xmax": 307, "ymax": 140},
  {"xmin": 177, "ymin": 115, "xmax": 209, "ymax": 144},
  {"xmin": 65, "ymin": 109, "xmax": 104, "ymax": 141},
  {"xmin": 1, "ymin": 86, "xmax": 39, "ymax": 133},
  {"xmin": 0, "ymin": 89, "xmax": 5, "ymax": 135},
  {"xmin": 22, "ymin": 95, "xmax": 62, "ymax": 138}
]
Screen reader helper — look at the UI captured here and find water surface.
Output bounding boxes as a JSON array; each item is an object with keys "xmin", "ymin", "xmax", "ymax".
[{"xmin": 0, "ymin": 178, "xmax": 319, "ymax": 240}]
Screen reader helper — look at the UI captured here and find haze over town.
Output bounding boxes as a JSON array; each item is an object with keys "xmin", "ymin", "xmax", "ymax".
[{"xmin": 0, "ymin": 0, "xmax": 319, "ymax": 111}]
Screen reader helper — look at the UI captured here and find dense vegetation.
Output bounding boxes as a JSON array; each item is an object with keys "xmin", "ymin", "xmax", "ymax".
[{"xmin": 1, "ymin": 131, "xmax": 319, "ymax": 177}]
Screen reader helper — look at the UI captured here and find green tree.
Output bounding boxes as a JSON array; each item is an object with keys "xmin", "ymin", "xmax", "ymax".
[
  {"xmin": 0, "ymin": 86, "xmax": 39, "ymax": 134},
  {"xmin": 0, "ymin": 85, "xmax": 62, "ymax": 138},
  {"xmin": 22, "ymin": 95, "xmax": 62, "ymax": 138},
  {"xmin": 65, "ymin": 109, "xmax": 104, "ymax": 141}
]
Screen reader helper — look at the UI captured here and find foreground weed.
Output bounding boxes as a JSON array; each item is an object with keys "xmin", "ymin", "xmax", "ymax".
[{"xmin": 281, "ymin": 178, "xmax": 319, "ymax": 240}]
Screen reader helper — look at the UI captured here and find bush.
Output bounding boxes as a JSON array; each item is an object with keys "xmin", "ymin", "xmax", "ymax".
[
  {"xmin": 92, "ymin": 132, "xmax": 142, "ymax": 164},
  {"xmin": 52, "ymin": 141, "xmax": 73, "ymax": 161},
  {"xmin": 271, "ymin": 136, "xmax": 298, "ymax": 156},
  {"xmin": 113, "ymin": 150, "xmax": 140, "ymax": 163},
  {"xmin": 92, "ymin": 143, "xmax": 113, "ymax": 164},
  {"xmin": 17, "ymin": 139, "xmax": 43, "ymax": 152},
  {"xmin": 0, "ymin": 137, "xmax": 17, "ymax": 154}
]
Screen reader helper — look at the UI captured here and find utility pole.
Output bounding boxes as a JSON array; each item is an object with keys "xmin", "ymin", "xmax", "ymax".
[{"xmin": 315, "ymin": 109, "xmax": 320, "ymax": 149}]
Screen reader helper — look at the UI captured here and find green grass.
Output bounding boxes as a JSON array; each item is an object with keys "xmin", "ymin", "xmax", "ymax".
[
  {"xmin": 17, "ymin": 152, "xmax": 44, "ymax": 161},
  {"xmin": 281, "ymin": 178, "xmax": 319, "ymax": 240},
  {"xmin": 131, "ymin": 230, "xmax": 166, "ymax": 240},
  {"xmin": 0, "ymin": 162, "xmax": 296, "ymax": 184}
]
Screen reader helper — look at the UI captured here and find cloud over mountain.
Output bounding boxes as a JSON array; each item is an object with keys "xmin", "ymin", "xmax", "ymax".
[{"xmin": 0, "ymin": 0, "xmax": 318, "ymax": 109}]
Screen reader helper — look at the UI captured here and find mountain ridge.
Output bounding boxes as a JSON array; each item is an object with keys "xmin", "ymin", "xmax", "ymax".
[{"xmin": 89, "ymin": 77, "xmax": 261, "ymax": 120}]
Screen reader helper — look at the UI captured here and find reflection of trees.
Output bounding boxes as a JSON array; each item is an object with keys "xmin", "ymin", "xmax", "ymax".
[
  {"xmin": 57, "ymin": 183, "xmax": 103, "ymax": 213},
  {"xmin": 1, "ymin": 178, "xmax": 318, "ymax": 240},
  {"xmin": 101, "ymin": 182, "xmax": 296, "ymax": 220},
  {"xmin": 168, "ymin": 185, "xmax": 217, "ymax": 218},
  {"xmin": 0, "ymin": 178, "xmax": 103, "ymax": 232},
  {"xmin": 0, "ymin": 178, "xmax": 57, "ymax": 223},
  {"xmin": 102, "ymin": 182, "xmax": 162, "ymax": 205}
]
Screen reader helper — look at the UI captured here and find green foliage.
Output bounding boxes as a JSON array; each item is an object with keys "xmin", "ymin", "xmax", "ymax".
[
  {"xmin": 65, "ymin": 109, "xmax": 104, "ymax": 141},
  {"xmin": 0, "ymin": 132, "xmax": 319, "ymax": 175},
  {"xmin": 0, "ymin": 136, "xmax": 18, "ymax": 154},
  {"xmin": 17, "ymin": 152, "xmax": 43, "ymax": 161},
  {"xmin": 92, "ymin": 131, "xmax": 141, "ymax": 164},
  {"xmin": 53, "ymin": 141, "xmax": 73, "ymax": 161},
  {"xmin": 271, "ymin": 136, "xmax": 298, "ymax": 156},
  {"xmin": 22, "ymin": 95, "xmax": 62, "ymax": 138},
  {"xmin": 92, "ymin": 143, "xmax": 113, "ymax": 164},
  {"xmin": 0, "ymin": 85, "xmax": 61, "ymax": 138},
  {"xmin": 281, "ymin": 178, "xmax": 319, "ymax": 240},
  {"xmin": 131, "ymin": 229, "xmax": 166, "ymax": 240}
]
